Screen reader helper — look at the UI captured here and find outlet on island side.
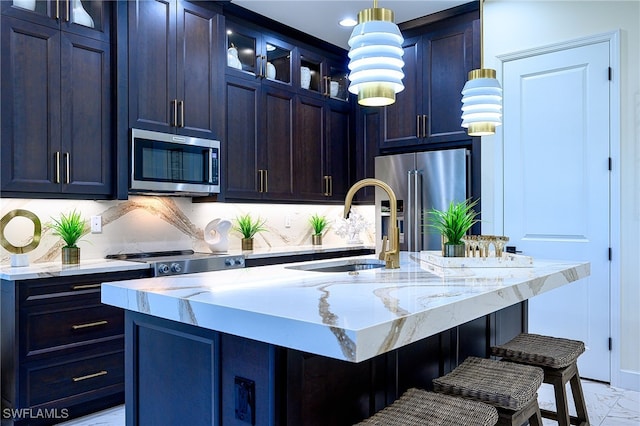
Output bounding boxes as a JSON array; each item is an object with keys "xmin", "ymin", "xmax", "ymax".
[{"xmin": 234, "ymin": 376, "xmax": 255, "ymax": 425}]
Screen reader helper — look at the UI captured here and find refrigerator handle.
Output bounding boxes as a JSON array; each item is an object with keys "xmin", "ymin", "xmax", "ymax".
[{"xmin": 407, "ymin": 170, "xmax": 422, "ymax": 252}]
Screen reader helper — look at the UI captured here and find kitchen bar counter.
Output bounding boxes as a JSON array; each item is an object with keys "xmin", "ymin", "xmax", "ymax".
[
  {"xmin": 102, "ymin": 251, "xmax": 589, "ymax": 363},
  {"xmin": 102, "ymin": 251, "xmax": 589, "ymax": 425}
]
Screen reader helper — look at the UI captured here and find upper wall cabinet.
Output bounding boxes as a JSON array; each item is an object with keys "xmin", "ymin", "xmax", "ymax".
[
  {"xmin": 1, "ymin": 0, "xmax": 110, "ymax": 42},
  {"xmin": 1, "ymin": 6, "xmax": 113, "ymax": 198},
  {"xmin": 380, "ymin": 16, "xmax": 477, "ymax": 151},
  {"xmin": 128, "ymin": 0, "xmax": 223, "ymax": 139},
  {"xmin": 226, "ymin": 19, "xmax": 294, "ymax": 89},
  {"xmin": 299, "ymin": 48, "xmax": 350, "ymax": 103}
]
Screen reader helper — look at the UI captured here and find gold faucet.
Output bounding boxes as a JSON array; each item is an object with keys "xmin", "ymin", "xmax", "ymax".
[{"xmin": 344, "ymin": 178, "xmax": 400, "ymax": 269}]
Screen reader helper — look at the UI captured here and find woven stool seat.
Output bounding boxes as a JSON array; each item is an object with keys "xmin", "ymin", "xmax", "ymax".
[
  {"xmin": 491, "ymin": 333, "xmax": 585, "ymax": 368},
  {"xmin": 433, "ymin": 357, "xmax": 543, "ymax": 411},
  {"xmin": 354, "ymin": 388, "xmax": 499, "ymax": 426},
  {"xmin": 491, "ymin": 333, "xmax": 590, "ymax": 426}
]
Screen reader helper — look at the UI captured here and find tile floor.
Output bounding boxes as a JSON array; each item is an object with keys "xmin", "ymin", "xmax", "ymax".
[{"xmin": 56, "ymin": 379, "xmax": 639, "ymax": 425}]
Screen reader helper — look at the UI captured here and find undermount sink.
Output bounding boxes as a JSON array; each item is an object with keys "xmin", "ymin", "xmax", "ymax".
[{"xmin": 285, "ymin": 259, "xmax": 386, "ymax": 273}]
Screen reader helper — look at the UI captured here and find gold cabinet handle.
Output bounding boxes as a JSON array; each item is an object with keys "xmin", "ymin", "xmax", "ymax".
[
  {"xmin": 422, "ymin": 115, "xmax": 428, "ymax": 137},
  {"xmin": 263, "ymin": 169, "xmax": 268, "ymax": 192},
  {"xmin": 55, "ymin": 152, "xmax": 61, "ymax": 184},
  {"xmin": 64, "ymin": 152, "xmax": 70, "ymax": 184},
  {"xmin": 178, "ymin": 100, "xmax": 184, "ymax": 127},
  {"xmin": 72, "ymin": 283, "xmax": 101, "ymax": 290},
  {"xmin": 72, "ymin": 320, "xmax": 108, "ymax": 330},
  {"xmin": 72, "ymin": 370, "xmax": 107, "ymax": 382},
  {"xmin": 324, "ymin": 176, "xmax": 332, "ymax": 196},
  {"xmin": 170, "ymin": 99, "xmax": 177, "ymax": 127}
]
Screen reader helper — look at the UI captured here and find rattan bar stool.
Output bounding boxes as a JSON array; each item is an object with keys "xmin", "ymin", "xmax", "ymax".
[
  {"xmin": 491, "ymin": 333, "xmax": 590, "ymax": 426},
  {"xmin": 354, "ymin": 388, "xmax": 499, "ymax": 426},
  {"xmin": 433, "ymin": 357, "xmax": 544, "ymax": 426}
]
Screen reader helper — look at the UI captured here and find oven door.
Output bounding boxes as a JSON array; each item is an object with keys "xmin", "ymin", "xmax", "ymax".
[{"xmin": 130, "ymin": 129, "xmax": 220, "ymax": 195}]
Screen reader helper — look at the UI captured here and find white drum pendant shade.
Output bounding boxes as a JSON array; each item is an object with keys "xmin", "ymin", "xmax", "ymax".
[
  {"xmin": 460, "ymin": 0, "xmax": 503, "ymax": 136},
  {"xmin": 461, "ymin": 68, "xmax": 503, "ymax": 136},
  {"xmin": 348, "ymin": 6, "xmax": 405, "ymax": 107}
]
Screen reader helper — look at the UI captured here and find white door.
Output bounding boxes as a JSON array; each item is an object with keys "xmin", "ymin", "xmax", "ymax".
[{"xmin": 502, "ymin": 41, "xmax": 611, "ymax": 381}]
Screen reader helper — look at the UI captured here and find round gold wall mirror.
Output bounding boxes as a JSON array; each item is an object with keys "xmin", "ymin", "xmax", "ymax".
[{"xmin": 0, "ymin": 209, "xmax": 42, "ymax": 254}]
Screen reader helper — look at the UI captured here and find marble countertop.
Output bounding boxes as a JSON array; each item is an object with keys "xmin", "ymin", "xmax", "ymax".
[
  {"xmin": 101, "ymin": 251, "xmax": 590, "ymax": 363},
  {"xmin": 0, "ymin": 258, "xmax": 151, "ymax": 281},
  {"xmin": 0, "ymin": 244, "xmax": 372, "ymax": 281}
]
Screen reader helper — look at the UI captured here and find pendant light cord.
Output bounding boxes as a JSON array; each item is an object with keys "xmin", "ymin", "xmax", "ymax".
[{"xmin": 480, "ymin": 0, "xmax": 484, "ymax": 68}]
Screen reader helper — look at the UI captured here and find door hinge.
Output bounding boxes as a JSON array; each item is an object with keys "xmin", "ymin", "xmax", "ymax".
[
  {"xmin": 608, "ymin": 247, "xmax": 612, "ymax": 261},
  {"xmin": 608, "ymin": 157, "xmax": 612, "ymax": 171},
  {"xmin": 609, "ymin": 337, "xmax": 612, "ymax": 351},
  {"xmin": 608, "ymin": 67, "xmax": 612, "ymax": 81}
]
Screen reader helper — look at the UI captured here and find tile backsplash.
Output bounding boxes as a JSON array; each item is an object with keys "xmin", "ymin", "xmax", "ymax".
[{"xmin": 0, "ymin": 197, "xmax": 375, "ymax": 264}]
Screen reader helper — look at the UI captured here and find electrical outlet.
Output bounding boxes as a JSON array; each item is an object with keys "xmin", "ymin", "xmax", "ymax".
[
  {"xmin": 90, "ymin": 216, "xmax": 102, "ymax": 233},
  {"xmin": 234, "ymin": 376, "xmax": 255, "ymax": 425}
]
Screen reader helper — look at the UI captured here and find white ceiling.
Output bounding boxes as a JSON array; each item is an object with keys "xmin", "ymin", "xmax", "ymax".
[{"xmin": 231, "ymin": 1, "xmax": 472, "ymax": 50}]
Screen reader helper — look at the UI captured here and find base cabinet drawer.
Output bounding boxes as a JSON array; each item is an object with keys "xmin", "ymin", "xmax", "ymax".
[
  {"xmin": 2, "ymin": 270, "xmax": 151, "ymax": 425},
  {"xmin": 22, "ymin": 350, "xmax": 124, "ymax": 409},
  {"xmin": 23, "ymin": 301, "xmax": 124, "ymax": 358}
]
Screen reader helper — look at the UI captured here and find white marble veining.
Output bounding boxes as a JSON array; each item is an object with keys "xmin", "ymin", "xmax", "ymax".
[
  {"xmin": 0, "ymin": 197, "xmax": 375, "ymax": 265},
  {"xmin": 101, "ymin": 251, "xmax": 590, "ymax": 363},
  {"xmin": 0, "ymin": 259, "xmax": 150, "ymax": 281}
]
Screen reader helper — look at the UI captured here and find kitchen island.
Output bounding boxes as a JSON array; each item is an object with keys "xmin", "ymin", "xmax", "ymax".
[{"xmin": 101, "ymin": 252, "xmax": 589, "ymax": 426}]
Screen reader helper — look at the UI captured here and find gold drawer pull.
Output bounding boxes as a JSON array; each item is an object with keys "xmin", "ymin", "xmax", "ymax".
[
  {"xmin": 72, "ymin": 320, "xmax": 108, "ymax": 330},
  {"xmin": 71, "ymin": 284, "xmax": 101, "ymax": 290},
  {"xmin": 72, "ymin": 370, "xmax": 107, "ymax": 382}
]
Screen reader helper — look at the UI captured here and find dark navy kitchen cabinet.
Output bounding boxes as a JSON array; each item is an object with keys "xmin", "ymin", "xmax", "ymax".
[
  {"xmin": 380, "ymin": 5, "xmax": 479, "ymax": 152},
  {"xmin": 1, "ymin": 269, "xmax": 151, "ymax": 426},
  {"xmin": 127, "ymin": 0, "xmax": 223, "ymax": 139},
  {"xmin": 1, "ymin": 2, "xmax": 113, "ymax": 199}
]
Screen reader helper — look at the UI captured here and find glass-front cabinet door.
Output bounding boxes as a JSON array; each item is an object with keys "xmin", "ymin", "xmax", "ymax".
[
  {"xmin": 299, "ymin": 51, "xmax": 323, "ymax": 95},
  {"xmin": 263, "ymin": 35, "xmax": 292, "ymax": 85},
  {"xmin": 327, "ymin": 61, "xmax": 350, "ymax": 102},
  {"xmin": 2, "ymin": 0, "xmax": 109, "ymax": 41},
  {"xmin": 226, "ymin": 20, "xmax": 293, "ymax": 87},
  {"xmin": 299, "ymin": 48, "xmax": 350, "ymax": 102}
]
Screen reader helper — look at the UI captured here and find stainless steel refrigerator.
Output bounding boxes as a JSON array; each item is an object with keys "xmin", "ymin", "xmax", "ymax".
[{"xmin": 374, "ymin": 149, "xmax": 470, "ymax": 252}]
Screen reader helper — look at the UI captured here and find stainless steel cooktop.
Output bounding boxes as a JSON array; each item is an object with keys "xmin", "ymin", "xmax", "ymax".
[{"xmin": 106, "ymin": 250, "xmax": 245, "ymax": 276}]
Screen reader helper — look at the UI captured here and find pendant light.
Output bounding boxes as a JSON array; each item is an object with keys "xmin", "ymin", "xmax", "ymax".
[
  {"xmin": 461, "ymin": 0, "xmax": 502, "ymax": 136},
  {"xmin": 347, "ymin": 0, "xmax": 405, "ymax": 107}
]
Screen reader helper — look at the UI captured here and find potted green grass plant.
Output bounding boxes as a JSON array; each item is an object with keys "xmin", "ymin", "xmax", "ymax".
[
  {"xmin": 49, "ymin": 210, "xmax": 85, "ymax": 264},
  {"xmin": 427, "ymin": 199, "xmax": 479, "ymax": 257},
  {"xmin": 233, "ymin": 213, "xmax": 267, "ymax": 250},
  {"xmin": 309, "ymin": 213, "xmax": 328, "ymax": 245}
]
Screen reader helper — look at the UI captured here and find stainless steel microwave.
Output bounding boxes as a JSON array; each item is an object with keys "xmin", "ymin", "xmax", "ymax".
[{"xmin": 130, "ymin": 129, "xmax": 220, "ymax": 196}]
